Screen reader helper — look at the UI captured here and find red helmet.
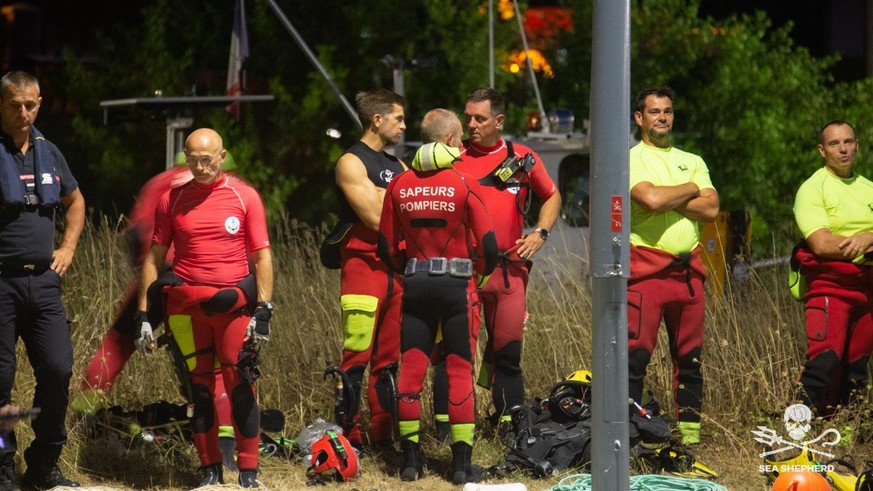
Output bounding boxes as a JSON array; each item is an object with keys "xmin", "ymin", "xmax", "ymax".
[
  {"xmin": 771, "ymin": 470, "xmax": 830, "ymax": 491},
  {"xmin": 309, "ymin": 431, "xmax": 359, "ymax": 482}
]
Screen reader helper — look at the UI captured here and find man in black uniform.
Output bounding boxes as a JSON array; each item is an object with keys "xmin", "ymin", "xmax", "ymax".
[{"xmin": 0, "ymin": 71, "xmax": 85, "ymax": 491}]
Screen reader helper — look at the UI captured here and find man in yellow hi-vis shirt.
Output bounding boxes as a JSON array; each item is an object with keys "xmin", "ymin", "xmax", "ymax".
[
  {"xmin": 627, "ymin": 86, "xmax": 720, "ymax": 446},
  {"xmin": 793, "ymin": 120, "xmax": 873, "ymax": 415}
]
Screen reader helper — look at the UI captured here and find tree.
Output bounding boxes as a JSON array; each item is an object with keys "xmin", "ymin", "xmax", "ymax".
[{"xmin": 55, "ymin": 0, "xmax": 873, "ymax": 257}]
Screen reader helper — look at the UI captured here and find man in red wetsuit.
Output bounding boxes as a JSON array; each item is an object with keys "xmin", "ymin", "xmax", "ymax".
[
  {"xmin": 136, "ymin": 128, "xmax": 273, "ymax": 488},
  {"xmin": 454, "ymin": 87, "xmax": 561, "ymax": 430},
  {"xmin": 331, "ymin": 88, "xmax": 406, "ymax": 448},
  {"xmin": 77, "ymin": 155, "xmax": 246, "ymax": 468},
  {"xmin": 378, "ymin": 135, "xmax": 497, "ymax": 484}
]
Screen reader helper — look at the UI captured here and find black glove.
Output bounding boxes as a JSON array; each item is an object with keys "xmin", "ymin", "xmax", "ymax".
[{"xmin": 246, "ymin": 302, "xmax": 272, "ymax": 348}]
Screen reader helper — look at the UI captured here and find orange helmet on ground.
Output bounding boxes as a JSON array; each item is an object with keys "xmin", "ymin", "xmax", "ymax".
[
  {"xmin": 309, "ymin": 431, "xmax": 359, "ymax": 482},
  {"xmin": 771, "ymin": 470, "xmax": 830, "ymax": 491}
]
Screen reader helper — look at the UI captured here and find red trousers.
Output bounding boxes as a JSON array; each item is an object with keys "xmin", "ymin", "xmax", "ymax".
[
  {"xmin": 164, "ymin": 285, "xmax": 260, "ymax": 470},
  {"xmin": 339, "ymin": 250, "xmax": 402, "ymax": 444},
  {"xmin": 796, "ymin": 248, "xmax": 873, "ymax": 411},
  {"xmin": 627, "ymin": 246, "xmax": 706, "ymax": 424}
]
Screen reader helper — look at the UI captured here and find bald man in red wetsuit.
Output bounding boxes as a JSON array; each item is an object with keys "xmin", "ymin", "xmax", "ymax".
[{"xmin": 137, "ymin": 128, "xmax": 273, "ymax": 489}]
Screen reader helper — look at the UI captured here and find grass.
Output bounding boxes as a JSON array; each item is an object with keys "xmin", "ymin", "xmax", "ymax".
[{"xmin": 6, "ymin": 216, "xmax": 872, "ymax": 490}]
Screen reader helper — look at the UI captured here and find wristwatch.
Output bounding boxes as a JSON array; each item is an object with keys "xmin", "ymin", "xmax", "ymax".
[
  {"xmin": 257, "ymin": 301, "xmax": 274, "ymax": 311},
  {"xmin": 535, "ymin": 227, "xmax": 550, "ymax": 241}
]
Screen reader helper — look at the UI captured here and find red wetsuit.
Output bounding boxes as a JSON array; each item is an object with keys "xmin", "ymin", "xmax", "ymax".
[
  {"xmin": 627, "ymin": 246, "xmax": 706, "ymax": 424},
  {"xmin": 378, "ymin": 165, "xmax": 497, "ymax": 446},
  {"xmin": 334, "ymin": 141, "xmax": 405, "ymax": 445},
  {"xmin": 454, "ymin": 139, "xmax": 557, "ymax": 416},
  {"xmin": 80, "ymin": 168, "xmax": 239, "ymax": 443},
  {"xmin": 795, "ymin": 247, "xmax": 873, "ymax": 412},
  {"xmin": 153, "ymin": 174, "xmax": 270, "ymax": 471}
]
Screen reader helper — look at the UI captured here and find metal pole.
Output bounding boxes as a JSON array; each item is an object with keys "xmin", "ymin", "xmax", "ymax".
[
  {"xmin": 511, "ymin": 0, "xmax": 547, "ymax": 131},
  {"xmin": 588, "ymin": 0, "xmax": 631, "ymax": 488},
  {"xmin": 263, "ymin": 0, "xmax": 362, "ymax": 130},
  {"xmin": 489, "ymin": 0, "xmax": 494, "ymax": 87},
  {"xmin": 393, "ymin": 62, "xmax": 405, "ymax": 146},
  {"xmin": 166, "ymin": 116, "xmax": 193, "ymax": 170}
]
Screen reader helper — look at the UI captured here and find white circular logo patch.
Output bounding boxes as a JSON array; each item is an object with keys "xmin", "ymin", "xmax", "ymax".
[{"xmin": 225, "ymin": 216, "xmax": 241, "ymax": 234}]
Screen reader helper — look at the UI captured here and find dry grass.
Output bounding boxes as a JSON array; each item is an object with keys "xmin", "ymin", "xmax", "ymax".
[{"xmin": 5, "ymin": 218, "xmax": 871, "ymax": 490}]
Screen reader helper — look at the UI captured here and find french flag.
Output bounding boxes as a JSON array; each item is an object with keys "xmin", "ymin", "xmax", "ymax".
[{"xmin": 226, "ymin": 0, "xmax": 249, "ymax": 120}]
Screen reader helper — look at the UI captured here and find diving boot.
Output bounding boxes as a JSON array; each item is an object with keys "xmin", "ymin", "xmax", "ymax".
[
  {"xmin": 400, "ymin": 439, "xmax": 423, "ymax": 481},
  {"xmin": 197, "ymin": 463, "xmax": 224, "ymax": 487},
  {"xmin": 450, "ymin": 442, "xmax": 483, "ymax": 485},
  {"xmin": 238, "ymin": 469, "xmax": 259, "ymax": 488}
]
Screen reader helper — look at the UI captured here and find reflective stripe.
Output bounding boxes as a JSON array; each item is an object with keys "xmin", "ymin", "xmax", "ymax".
[
  {"xmin": 398, "ymin": 420, "xmax": 421, "ymax": 443},
  {"xmin": 450, "ymin": 423, "xmax": 475, "ymax": 446}
]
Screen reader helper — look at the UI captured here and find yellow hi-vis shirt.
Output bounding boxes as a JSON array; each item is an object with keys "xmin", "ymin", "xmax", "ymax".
[
  {"xmin": 794, "ymin": 166, "xmax": 873, "ymax": 264},
  {"xmin": 629, "ymin": 142, "xmax": 716, "ymax": 254}
]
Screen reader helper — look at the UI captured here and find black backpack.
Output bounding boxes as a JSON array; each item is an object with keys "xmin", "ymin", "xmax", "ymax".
[{"xmin": 495, "ymin": 375, "xmax": 671, "ymax": 478}]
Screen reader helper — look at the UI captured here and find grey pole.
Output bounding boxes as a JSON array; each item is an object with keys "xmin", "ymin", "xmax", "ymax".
[
  {"xmin": 588, "ymin": 0, "xmax": 631, "ymax": 489},
  {"xmin": 263, "ymin": 0, "xmax": 362, "ymax": 130},
  {"xmin": 489, "ymin": 0, "xmax": 495, "ymax": 88}
]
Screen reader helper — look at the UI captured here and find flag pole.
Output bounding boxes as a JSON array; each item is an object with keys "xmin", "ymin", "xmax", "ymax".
[{"xmin": 263, "ymin": 0, "xmax": 362, "ymax": 130}]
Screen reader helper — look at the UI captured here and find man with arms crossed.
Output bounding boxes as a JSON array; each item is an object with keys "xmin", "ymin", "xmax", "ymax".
[
  {"xmin": 627, "ymin": 86, "xmax": 719, "ymax": 446},
  {"xmin": 793, "ymin": 120, "xmax": 873, "ymax": 415}
]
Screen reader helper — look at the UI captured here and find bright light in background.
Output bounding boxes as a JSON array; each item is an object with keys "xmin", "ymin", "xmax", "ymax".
[
  {"xmin": 326, "ymin": 128, "xmax": 341, "ymax": 139},
  {"xmin": 503, "ymin": 49, "xmax": 554, "ymax": 78}
]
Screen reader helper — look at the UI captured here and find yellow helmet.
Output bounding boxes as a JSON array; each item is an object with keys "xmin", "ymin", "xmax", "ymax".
[{"xmin": 565, "ymin": 370, "xmax": 592, "ymax": 384}]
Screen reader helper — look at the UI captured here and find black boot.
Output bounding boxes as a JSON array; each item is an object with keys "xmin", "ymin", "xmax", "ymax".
[
  {"xmin": 450, "ymin": 442, "xmax": 482, "ymax": 485},
  {"xmin": 197, "ymin": 463, "xmax": 224, "ymax": 487},
  {"xmin": 399, "ymin": 439, "xmax": 423, "ymax": 481},
  {"xmin": 22, "ymin": 465, "xmax": 79, "ymax": 490},
  {"xmin": 238, "ymin": 468, "xmax": 259, "ymax": 488}
]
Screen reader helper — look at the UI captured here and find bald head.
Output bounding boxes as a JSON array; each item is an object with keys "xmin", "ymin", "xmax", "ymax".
[
  {"xmin": 421, "ymin": 108, "xmax": 462, "ymax": 147},
  {"xmin": 185, "ymin": 128, "xmax": 226, "ymax": 184}
]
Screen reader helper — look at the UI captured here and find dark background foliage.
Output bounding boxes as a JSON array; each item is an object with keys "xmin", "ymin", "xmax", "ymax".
[{"xmin": 4, "ymin": 0, "xmax": 872, "ymax": 254}]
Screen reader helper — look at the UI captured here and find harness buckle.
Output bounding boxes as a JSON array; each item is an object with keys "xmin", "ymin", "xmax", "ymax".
[
  {"xmin": 428, "ymin": 257, "xmax": 447, "ymax": 275},
  {"xmin": 448, "ymin": 258, "xmax": 473, "ymax": 278}
]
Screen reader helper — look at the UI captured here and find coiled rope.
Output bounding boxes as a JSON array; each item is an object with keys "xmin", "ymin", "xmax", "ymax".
[{"xmin": 545, "ymin": 474, "xmax": 728, "ymax": 491}]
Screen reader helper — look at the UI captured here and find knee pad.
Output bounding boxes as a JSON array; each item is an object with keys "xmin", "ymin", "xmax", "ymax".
[
  {"xmin": 493, "ymin": 341, "xmax": 522, "ymax": 376},
  {"xmin": 231, "ymin": 384, "xmax": 259, "ymax": 438},
  {"xmin": 341, "ymin": 294, "xmax": 378, "ymax": 353},
  {"xmin": 374, "ymin": 364, "xmax": 398, "ymax": 417},
  {"xmin": 344, "ymin": 364, "xmax": 365, "ymax": 400},
  {"xmin": 191, "ymin": 383, "xmax": 215, "ymax": 434}
]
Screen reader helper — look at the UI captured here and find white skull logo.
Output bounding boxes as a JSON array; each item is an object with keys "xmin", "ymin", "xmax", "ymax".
[{"xmin": 783, "ymin": 404, "xmax": 812, "ymax": 441}]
